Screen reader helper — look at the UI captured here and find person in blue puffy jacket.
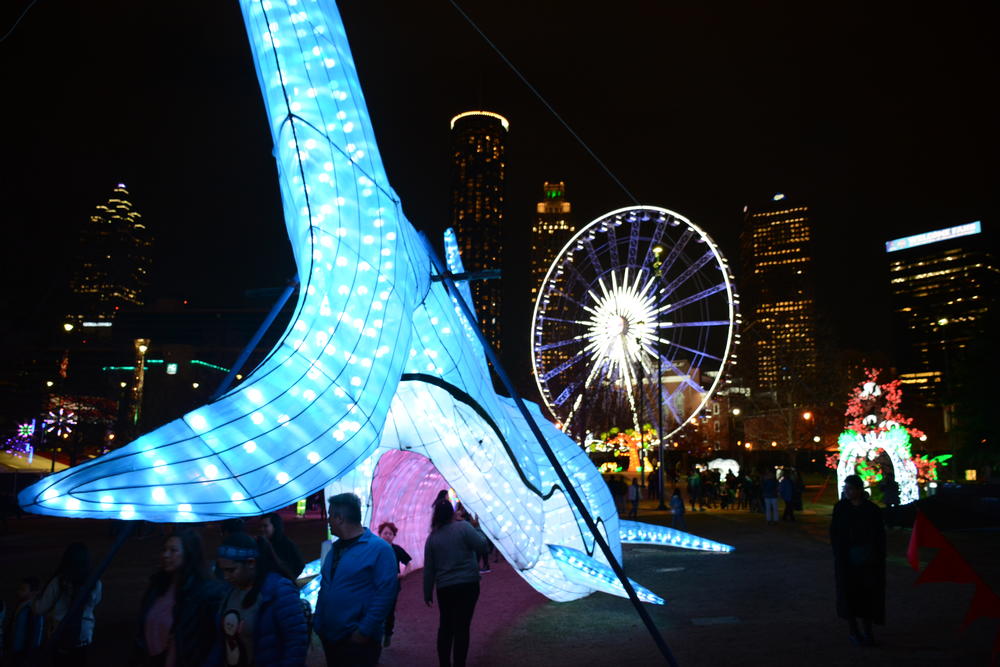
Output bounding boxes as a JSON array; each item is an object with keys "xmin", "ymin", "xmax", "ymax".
[{"xmin": 213, "ymin": 533, "xmax": 308, "ymax": 666}]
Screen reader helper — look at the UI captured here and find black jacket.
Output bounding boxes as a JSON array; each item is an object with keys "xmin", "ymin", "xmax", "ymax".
[
  {"xmin": 830, "ymin": 498, "xmax": 886, "ymax": 623},
  {"xmin": 132, "ymin": 573, "xmax": 226, "ymax": 666}
]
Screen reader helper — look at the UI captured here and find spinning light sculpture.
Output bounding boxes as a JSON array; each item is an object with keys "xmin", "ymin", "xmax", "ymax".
[{"xmin": 20, "ymin": 0, "xmax": 730, "ymax": 603}]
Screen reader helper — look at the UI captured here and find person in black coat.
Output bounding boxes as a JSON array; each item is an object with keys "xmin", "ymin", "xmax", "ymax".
[
  {"xmin": 260, "ymin": 512, "xmax": 305, "ymax": 580},
  {"xmin": 830, "ymin": 474, "xmax": 886, "ymax": 647},
  {"xmin": 132, "ymin": 528, "xmax": 225, "ymax": 666}
]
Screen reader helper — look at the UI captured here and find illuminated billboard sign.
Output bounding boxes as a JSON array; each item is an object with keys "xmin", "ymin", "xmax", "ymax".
[{"xmin": 886, "ymin": 221, "xmax": 981, "ymax": 253}]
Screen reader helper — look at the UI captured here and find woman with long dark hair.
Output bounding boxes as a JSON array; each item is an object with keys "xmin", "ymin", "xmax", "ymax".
[
  {"xmin": 214, "ymin": 532, "xmax": 308, "ymax": 666},
  {"xmin": 424, "ymin": 501, "xmax": 488, "ymax": 667},
  {"xmin": 132, "ymin": 528, "xmax": 224, "ymax": 666},
  {"xmin": 33, "ymin": 541, "xmax": 102, "ymax": 666},
  {"xmin": 259, "ymin": 512, "xmax": 305, "ymax": 579}
]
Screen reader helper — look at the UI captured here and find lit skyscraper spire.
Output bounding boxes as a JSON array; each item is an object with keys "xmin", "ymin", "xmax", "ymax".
[
  {"xmin": 529, "ymin": 181, "xmax": 575, "ymax": 378},
  {"xmin": 67, "ymin": 183, "xmax": 152, "ymax": 325},
  {"xmin": 530, "ymin": 181, "xmax": 574, "ymax": 308}
]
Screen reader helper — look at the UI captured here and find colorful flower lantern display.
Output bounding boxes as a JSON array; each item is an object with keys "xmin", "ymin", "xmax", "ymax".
[
  {"xmin": 44, "ymin": 408, "xmax": 77, "ymax": 439},
  {"xmin": 835, "ymin": 369, "xmax": 925, "ymax": 504}
]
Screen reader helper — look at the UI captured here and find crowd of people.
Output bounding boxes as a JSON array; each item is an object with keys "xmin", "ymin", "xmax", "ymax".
[
  {"xmin": 0, "ymin": 491, "xmax": 492, "ymax": 667},
  {"xmin": 604, "ymin": 465, "xmax": 807, "ymax": 524},
  {"xmin": 1, "ymin": 470, "xmax": 890, "ymax": 663}
]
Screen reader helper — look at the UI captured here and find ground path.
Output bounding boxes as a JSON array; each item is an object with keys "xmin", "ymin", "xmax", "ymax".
[{"xmin": 1, "ymin": 485, "xmax": 996, "ymax": 666}]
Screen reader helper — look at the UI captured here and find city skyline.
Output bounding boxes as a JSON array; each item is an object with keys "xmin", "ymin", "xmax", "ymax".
[{"xmin": 1, "ymin": 1, "xmax": 993, "ymax": 365}]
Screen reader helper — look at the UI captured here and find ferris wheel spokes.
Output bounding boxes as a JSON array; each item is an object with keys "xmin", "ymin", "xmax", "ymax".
[
  {"xmin": 661, "ymin": 320, "xmax": 731, "ymax": 328},
  {"xmin": 657, "ymin": 336, "xmax": 724, "ymax": 363},
  {"xmin": 652, "ymin": 227, "xmax": 694, "ymax": 278},
  {"xmin": 638, "ymin": 221, "xmax": 669, "ymax": 272},
  {"xmin": 657, "ymin": 353, "xmax": 707, "ymax": 396},
  {"xmin": 655, "ymin": 283, "xmax": 729, "ymax": 316},
  {"xmin": 659, "ymin": 250, "xmax": 717, "ymax": 298},
  {"xmin": 606, "ymin": 221, "xmax": 620, "ymax": 268}
]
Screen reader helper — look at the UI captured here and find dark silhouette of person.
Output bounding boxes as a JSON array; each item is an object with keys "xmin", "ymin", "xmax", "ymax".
[
  {"xmin": 830, "ymin": 474, "xmax": 886, "ymax": 646},
  {"xmin": 260, "ymin": 512, "xmax": 305, "ymax": 579}
]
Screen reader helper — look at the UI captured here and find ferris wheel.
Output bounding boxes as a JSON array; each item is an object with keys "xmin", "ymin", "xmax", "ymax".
[{"xmin": 531, "ymin": 205, "xmax": 739, "ymax": 444}]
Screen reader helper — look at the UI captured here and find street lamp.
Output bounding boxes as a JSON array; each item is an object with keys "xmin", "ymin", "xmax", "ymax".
[
  {"xmin": 132, "ymin": 338, "xmax": 151, "ymax": 427},
  {"xmin": 62, "ymin": 322, "xmax": 74, "ymax": 332}
]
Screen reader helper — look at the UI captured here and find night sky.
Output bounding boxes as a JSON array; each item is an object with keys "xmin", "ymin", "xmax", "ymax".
[{"xmin": 2, "ymin": 1, "xmax": 995, "ymax": 364}]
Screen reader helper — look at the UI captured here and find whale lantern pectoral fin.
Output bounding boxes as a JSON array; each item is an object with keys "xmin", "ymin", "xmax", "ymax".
[
  {"xmin": 619, "ymin": 520, "xmax": 734, "ymax": 553},
  {"xmin": 547, "ymin": 544, "xmax": 665, "ymax": 605}
]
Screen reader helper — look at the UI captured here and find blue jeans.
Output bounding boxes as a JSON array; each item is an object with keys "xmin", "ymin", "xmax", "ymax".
[{"xmin": 764, "ymin": 497, "xmax": 779, "ymax": 522}]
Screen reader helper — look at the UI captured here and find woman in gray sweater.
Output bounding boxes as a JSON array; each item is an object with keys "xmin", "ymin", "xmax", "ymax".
[{"xmin": 424, "ymin": 499, "xmax": 489, "ymax": 667}]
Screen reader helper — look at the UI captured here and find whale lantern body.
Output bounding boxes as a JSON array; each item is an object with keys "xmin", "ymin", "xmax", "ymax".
[{"xmin": 19, "ymin": 0, "xmax": 731, "ymax": 604}]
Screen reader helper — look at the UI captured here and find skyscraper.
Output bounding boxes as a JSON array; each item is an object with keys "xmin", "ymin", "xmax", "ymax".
[
  {"xmin": 886, "ymin": 221, "xmax": 996, "ymax": 407},
  {"xmin": 739, "ymin": 194, "xmax": 818, "ymax": 393},
  {"xmin": 67, "ymin": 183, "xmax": 152, "ymax": 325},
  {"xmin": 529, "ymin": 181, "xmax": 574, "ymax": 308},
  {"xmin": 529, "ymin": 182, "xmax": 575, "ymax": 378},
  {"xmin": 450, "ymin": 110, "xmax": 508, "ymax": 352}
]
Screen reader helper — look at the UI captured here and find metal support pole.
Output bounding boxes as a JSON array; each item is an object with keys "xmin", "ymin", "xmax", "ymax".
[
  {"xmin": 638, "ymin": 345, "xmax": 645, "ymax": 487},
  {"xmin": 210, "ymin": 277, "xmax": 299, "ymax": 400},
  {"xmin": 656, "ymin": 343, "xmax": 666, "ymax": 509},
  {"xmin": 420, "ymin": 234, "xmax": 679, "ymax": 667},
  {"xmin": 654, "ymin": 249, "xmax": 667, "ymax": 510}
]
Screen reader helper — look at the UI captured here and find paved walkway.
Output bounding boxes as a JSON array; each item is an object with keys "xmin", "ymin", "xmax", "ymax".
[
  {"xmin": 1, "ymin": 494, "xmax": 996, "ymax": 666},
  {"xmin": 0, "ymin": 450, "xmax": 67, "ymax": 472}
]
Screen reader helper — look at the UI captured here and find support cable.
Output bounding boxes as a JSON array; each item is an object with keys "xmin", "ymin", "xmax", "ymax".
[{"xmin": 447, "ymin": 0, "xmax": 640, "ymax": 206}]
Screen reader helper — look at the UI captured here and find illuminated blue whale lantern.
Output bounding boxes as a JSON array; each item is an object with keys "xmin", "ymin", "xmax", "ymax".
[{"xmin": 20, "ymin": 0, "xmax": 730, "ymax": 604}]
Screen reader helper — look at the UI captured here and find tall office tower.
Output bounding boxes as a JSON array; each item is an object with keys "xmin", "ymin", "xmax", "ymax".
[
  {"xmin": 67, "ymin": 183, "xmax": 152, "ymax": 325},
  {"xmin": 529, "ymin": 182, "xmax": 575, "ymax": 376},
  {"xmin": 450, "ymin": 110, "xmax": 508, "ymax": 352},
  {"xmin": 529, "ymin": 182, "xmax": 574, "ymax": 308},
  {"xmin": 739, "ymin": 194, "xmax": 819, "ymax": 393},
  {"xmin": 886, "ymin": 221, "xmax": 996, "ymax": 407}
]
